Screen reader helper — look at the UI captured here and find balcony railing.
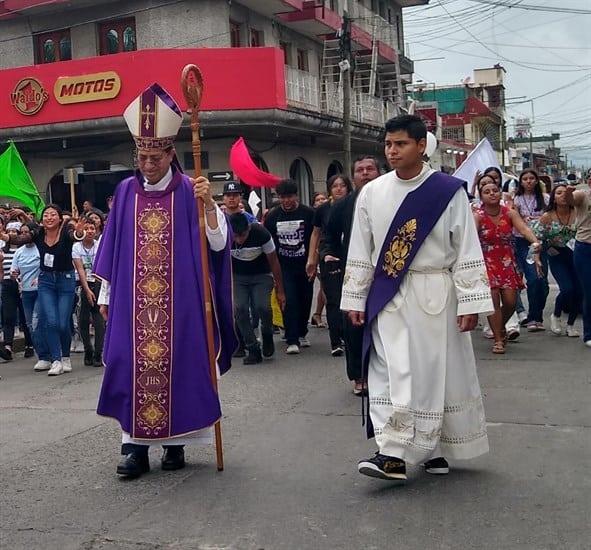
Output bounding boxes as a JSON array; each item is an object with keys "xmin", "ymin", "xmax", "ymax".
[
  {"xmin": 347, "ymin": 3, "xmax": 401, "ymax": 52},
  {"xmin": 355, "ymin": 93, "xmax": 385, "ymax": 126},
  {"xmin": 286, "ymin": 66, "xmax": 399, "ymax": 127},
  {"xmin": 285, "ymin": 66, "xmax": 321, "ymax": 111}
]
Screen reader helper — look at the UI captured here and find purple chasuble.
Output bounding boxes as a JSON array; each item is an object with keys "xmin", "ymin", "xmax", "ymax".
[
  {"xmin": 94, "ymin": 168, "xmax": 237, "ymax": 440},
  {"xmin": 361, "ymin": 171, "xmax": 464, "ymax": 437}
]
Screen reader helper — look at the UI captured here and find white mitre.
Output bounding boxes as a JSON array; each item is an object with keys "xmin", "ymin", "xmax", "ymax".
[{"xmin": 123, "ymin": 82, "xmax": 182, "ymax": 149}]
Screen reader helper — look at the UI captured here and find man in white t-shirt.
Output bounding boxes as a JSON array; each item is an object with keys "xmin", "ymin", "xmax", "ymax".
[{"xmin": 72, "ymin": 220, "xmax": 104, "ymax": 367}]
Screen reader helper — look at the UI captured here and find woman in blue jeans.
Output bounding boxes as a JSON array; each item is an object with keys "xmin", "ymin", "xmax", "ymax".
[
  {"xmin": 533, "ymin": 184, "xmax": 581, "ymax": 337},
  {"xmin": 2, "ymin": 205, "xmax": 86, "ymax": 375},
  {"xmin": 513, "ymin": 169, "xmax": 550, "ymax": 331},
  {"xmin": 10, "ymin": 222, "xmax": 52, "ymax": 370},
  {"xmin": 566, "ymin": 179, "xmax": 591, "ymax": 347}
]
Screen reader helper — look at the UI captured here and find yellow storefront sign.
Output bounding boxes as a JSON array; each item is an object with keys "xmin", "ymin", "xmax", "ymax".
[{"xmin": 54, "ymin": 71, "xmax": 121, "ymax": 104}]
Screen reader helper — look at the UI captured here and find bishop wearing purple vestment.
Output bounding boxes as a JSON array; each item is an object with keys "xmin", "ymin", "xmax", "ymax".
[{"xmin": 94, "ymin": 83, "xmax": 236, "ymax": 479}]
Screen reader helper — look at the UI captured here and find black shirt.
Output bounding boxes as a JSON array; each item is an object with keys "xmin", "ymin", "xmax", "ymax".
[
  {"xmin": 313, "ymin": 201, "xmax": 334, "ymax": 261},
  {"xmin": 33, "ymin": 226, "xmax": 77, "ymax": 272},
  {"xmin": 264, "ymin": 204, "xmax": 314, "ymax": 268},
  {"xmin": 324, "ymin": 190, "xmax": 359, "ymax": 266},
  {"xmin": 231, "ymin": 224, "xmax": 275, "ymax": 276}
]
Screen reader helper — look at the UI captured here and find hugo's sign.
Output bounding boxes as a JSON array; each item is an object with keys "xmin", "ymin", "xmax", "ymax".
[{"xmin": 54, "ymin": 71, "xmax": 121, "ymax": 104}]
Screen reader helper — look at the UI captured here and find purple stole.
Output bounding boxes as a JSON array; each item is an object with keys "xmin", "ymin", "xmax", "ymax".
[
  {"xmin": 361, "ymin": 171, "xmax": 464, "ymax": 437},
  {"xmin": 132, "ymin": 191, "xmax": 176, "ymax": 438}
]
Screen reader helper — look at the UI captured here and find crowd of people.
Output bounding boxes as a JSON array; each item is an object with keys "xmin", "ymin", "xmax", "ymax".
[
  {"xmin": 0, "ymin": 199, "xmax": 106, "ymax": 378},
  {"xmin": 471, "ymin": 167, "xmax": 591, "ymax": 354},
  {"xmin": 1, "ymin": 159, "xmax": 589, "ymax": 387},
  {"xmin": 2, "ymin": 97, "xmax": 590, "ymax": 485}
]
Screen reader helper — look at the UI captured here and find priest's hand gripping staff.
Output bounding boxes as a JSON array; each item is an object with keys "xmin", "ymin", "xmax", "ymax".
[{"xmin": 181, "ymin": 64, "xmax": 224, "ymax": 472}]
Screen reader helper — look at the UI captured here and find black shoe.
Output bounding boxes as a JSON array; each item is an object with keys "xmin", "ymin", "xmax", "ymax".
[
  {"xmin": 24, "ymin": 346, "xmax": 35, "ymax": 358},
  {"xmin": 331, "ymin": 346, "xmax": 344, "ymax": 357},
  {"xmin": 243, "ymin": 345, "xmax": 262, "ymax": 365},
  {"xmin": 262, "ymin": 333, "xmax": 275, "ymax": 358},
  {"xmin": 116, "ymin": 453, "xmax": 150, "ymax": 478},
  {"xmin": 93, "ymin": 354, "xmax": 103, "ymax": 367},
  {"xmin": 233, "ymin": 346, "xmax": 246, "ymax": 358},
  {"xmin": 161, "ymin": 447, "xmax": 185, "ymax": 471},
  {"xmin": 84, "ymin": 351, "xmax": 94, "ymax": 366},
  {"xmin": 358, "ymin": 453, "xmax": 407, "ymax": 480},
  {"xmin": 0, "ymin": 347, "xmax": 12, "ymax": 361},
  {"xmin": 424, "ymin": 457, "xmax": 449, "ymax": 475}
]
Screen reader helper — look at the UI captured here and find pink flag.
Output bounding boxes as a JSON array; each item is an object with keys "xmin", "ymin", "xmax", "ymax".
[{"xmin": 230, "ymin": 138, "xmax": 281, "ymax": 188}]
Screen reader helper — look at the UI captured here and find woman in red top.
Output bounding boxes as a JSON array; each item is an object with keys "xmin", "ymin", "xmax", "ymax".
[{"xmin": 474, "ymin": 174, "xmax": 541, "ymax": 354}]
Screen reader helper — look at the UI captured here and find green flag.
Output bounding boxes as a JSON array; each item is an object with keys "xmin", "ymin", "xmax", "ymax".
[{"xmin": 0, "ymin": 142, "xmax": 45, "ymax": 218}]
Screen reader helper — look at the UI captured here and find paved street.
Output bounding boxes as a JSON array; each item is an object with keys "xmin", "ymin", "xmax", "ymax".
[{"xmin": 1, "ymin": 310, "xmax": 589, "ymax": 550}]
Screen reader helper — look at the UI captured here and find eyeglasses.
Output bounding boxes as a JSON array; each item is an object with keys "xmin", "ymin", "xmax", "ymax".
[{"xmin": 137, "ymin": 153, "xmax": 167, "ymax": 165}]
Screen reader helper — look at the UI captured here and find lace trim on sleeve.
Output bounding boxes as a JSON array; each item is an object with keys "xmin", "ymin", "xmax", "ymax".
[
  {"xmin": 455, "ymin": 258, "xmax": 486, "ymax": 272},
  {"xmin": 341, "ymin": 258, "xmax": 374, "ymax": 306}
]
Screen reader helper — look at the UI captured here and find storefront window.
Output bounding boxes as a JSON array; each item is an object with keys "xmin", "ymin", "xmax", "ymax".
[
  {"xmin": 99, "ymin": 18, "xmax": 136, "ymax": 55},
  {"xmin": 59, "ymin": 36, "xmax": 72, "ymax": 61},
  {"xmin": 35, "ymin": 29, "xmax": 71, "ymax": 63},
  {"xmin": 106, "ymin": 30, "xmax": 119, "ymax": 54},
  {"xmin": 43, "ymin": 40, "xmax": 56, "ymax": 62},
  {"xmin": 123, "ymin": 27, "xmax": 136, "ymax": 51}
]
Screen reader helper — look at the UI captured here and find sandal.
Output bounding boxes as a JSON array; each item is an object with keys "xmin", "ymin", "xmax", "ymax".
[
  {"xmin": 492, "ymin": 341, "xmax": 505, "ymax": 354},
  {"xmin": 311, "ymin": 314, "xmax": 326, "ymax": 328}
]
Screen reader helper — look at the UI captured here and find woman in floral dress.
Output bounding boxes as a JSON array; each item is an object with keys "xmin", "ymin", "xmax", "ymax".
[{"xmin": 474, "ymin": 174, "xmax": 542, "ymax": 354}]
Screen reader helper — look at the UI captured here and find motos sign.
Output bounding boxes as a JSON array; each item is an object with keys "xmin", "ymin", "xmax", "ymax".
[{"xmin": 54, "ymin": 71, "xmax": 121, "ymax": 104}]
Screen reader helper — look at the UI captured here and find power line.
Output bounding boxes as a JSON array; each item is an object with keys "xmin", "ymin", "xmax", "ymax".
[
  {"xmin": 412, "ymin": 36, "xmax": 590, "ymax": 51},
  {"xmin": 467, "ymin": 0, "xmax": 591, "ymax": 15},
  {"xmin": 412, "ymin": 40, "xmax": 591, "ymax": 71},
  {"xmin": 507, "ymin": 74, "xmax": 591, "ymax": 104}
]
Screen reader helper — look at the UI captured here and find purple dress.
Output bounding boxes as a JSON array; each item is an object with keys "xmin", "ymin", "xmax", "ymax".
[{"xmin": 94, "ymin": 168, "xmax": 236, "ymax": 440}]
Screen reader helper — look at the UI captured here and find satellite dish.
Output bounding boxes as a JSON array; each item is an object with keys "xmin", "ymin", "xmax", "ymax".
[{"xmin": 425, "ymin": 132, "xmax": 437, "ymax": 158}]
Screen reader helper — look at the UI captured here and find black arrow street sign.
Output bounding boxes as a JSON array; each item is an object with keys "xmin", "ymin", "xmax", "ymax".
[{"xmin": 209, "ymin": 171, "xmax": 234, "ymax": 182}]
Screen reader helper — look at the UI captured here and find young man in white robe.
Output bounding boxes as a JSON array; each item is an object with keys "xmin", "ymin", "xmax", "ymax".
[{"xmin": 341, "ymin": 115, "xmax": 494, "ymax": 481}]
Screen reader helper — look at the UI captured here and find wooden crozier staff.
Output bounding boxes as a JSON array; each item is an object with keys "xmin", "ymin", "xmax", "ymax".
[{"xmin": 181, "ymin": 64, "xmax": 224, "ymax": 472}]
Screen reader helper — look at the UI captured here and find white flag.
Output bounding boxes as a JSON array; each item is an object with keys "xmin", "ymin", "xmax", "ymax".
[
  {"xmin": 248, "ymin": 190, "xmax": 261, "ymax": 218},
  {"xmin": 452, "ymin": 138, "xmax": 500, "ymax": 187}
]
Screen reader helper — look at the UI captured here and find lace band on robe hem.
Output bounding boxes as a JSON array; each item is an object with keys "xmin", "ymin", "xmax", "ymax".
[
  {"xmin": 374, "ymin": 428, "xmax": 488, "ymax": 448},
  {"xmin": 370, "ymin": 395, "xmax": 484, "ymax": 417}
]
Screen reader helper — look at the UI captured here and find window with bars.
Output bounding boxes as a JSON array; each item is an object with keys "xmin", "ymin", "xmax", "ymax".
[
  {"xmin": 250, "ymin": 28, "xmax": 263, "ymax": 47},
  {"xmin": 230, "ymin": 20, "xmax": 242, "ymax": 47},
  {"xmin": 35, "ymin": 29, "xmax": 72, "ymax": 64},
  {"xmin": 280, "ymin": 41, "xmax": 292, "ymax": 65},
  {"xmin": 442, "ymin": 126, "xmax": 466, "ymax": 142},
  {"xmin": 297, "ymin": 49, "xmax": 308, "ymax": 72},
  {"xmin": 99, "ymin": 18, "xmax": 136, "ymax": 55}
]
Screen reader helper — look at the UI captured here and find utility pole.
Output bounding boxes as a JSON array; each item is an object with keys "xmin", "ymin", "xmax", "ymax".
[{"xmin": 340, "ymin": 6, "xmax": 353, "ymax": 178}]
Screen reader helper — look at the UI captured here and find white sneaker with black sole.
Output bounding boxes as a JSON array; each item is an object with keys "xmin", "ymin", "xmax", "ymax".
[
  {"xmin": 286, "ymin": 344, "xmax": 300, "ymax": 355},
  {"xmin": 424, "ymin": 457, "xmax": 449, "ymax": 475},
  {"xmin": 299, "ymin": 337, "xmax": 311, "ymax": 348}
]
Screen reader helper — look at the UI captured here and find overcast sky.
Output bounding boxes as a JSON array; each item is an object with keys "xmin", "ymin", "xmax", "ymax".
[{"xmin": 401, "ymin": 0, "xmax": 591, "ymax": 169}]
